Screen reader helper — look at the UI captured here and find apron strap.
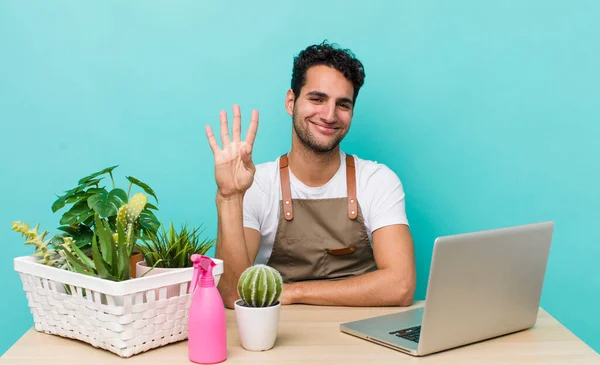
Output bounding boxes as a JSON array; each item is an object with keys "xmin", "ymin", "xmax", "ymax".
[
  {"xmin": 279, "ymin": 153, "xmax": 358, "ymax": 221},
  {"xmin": 279, "ymin": 154, "xmax": 294, "ymax": 220},
  {"xmin": 346, "ymin": 155, "xmax": 358, "ymax": 220}
]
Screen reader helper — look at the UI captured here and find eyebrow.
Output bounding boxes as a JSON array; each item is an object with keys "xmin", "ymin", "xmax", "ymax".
[{"xmin": 306, "ymin": 91, "xmax": 354, "ymax": 106}]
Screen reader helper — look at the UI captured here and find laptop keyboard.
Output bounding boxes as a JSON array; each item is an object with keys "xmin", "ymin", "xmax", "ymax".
[{"xmin": 389, "ymin": 326, "xmax": 421, "ymax": 343}]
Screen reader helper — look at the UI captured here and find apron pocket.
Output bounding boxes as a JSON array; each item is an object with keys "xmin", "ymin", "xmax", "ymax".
[
  {"xmin": 268, "ymin": 237, "xmax": 328, "ymax": 282},
  {"xmin": 323, "ymin": 243, "xmax": 374, "ymax": 280}
]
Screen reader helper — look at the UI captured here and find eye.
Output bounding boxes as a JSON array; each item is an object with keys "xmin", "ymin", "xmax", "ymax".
[
  {"xmin": 310, "ymin": 97, "xmax": 324, "ymax": 103},
  {"xmin": 338, "ymin": 103, "xmax": 352, "ymax": 110}
]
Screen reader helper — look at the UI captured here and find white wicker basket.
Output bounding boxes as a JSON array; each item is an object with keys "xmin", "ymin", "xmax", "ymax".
[{"xmin": 14, "ymin": 255, "xmax": 223, "ymax": 358}]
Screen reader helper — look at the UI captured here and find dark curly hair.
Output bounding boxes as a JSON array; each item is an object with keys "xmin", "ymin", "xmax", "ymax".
[{"xmin": 291, "ymin": 40, "xmax": 366, "ymax": 103}]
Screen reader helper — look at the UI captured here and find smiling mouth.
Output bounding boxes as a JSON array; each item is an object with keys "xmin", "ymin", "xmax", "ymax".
[{"xmin": 310, "ymin": 121, "xmax": 338, "ymax": 134}]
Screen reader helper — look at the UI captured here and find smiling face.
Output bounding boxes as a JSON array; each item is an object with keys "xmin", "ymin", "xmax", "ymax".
[{"xmin": 286, "ymin": 65, "xmax": 355, "ymax": 153}]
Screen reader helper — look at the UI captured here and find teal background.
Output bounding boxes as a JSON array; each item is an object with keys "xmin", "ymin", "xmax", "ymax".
[{"xmin": 1, "ymin": 0, "xmax": 598, "ymax": 355}]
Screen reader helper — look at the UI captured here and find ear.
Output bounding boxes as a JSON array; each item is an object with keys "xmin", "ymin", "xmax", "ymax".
[{"xmin": 285, "ymin": 89, "xmax": 295, "ymax": 116}]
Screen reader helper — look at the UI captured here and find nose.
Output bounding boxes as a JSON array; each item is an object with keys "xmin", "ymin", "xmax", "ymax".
[{"xmin": 319, "ymin": 102, "xmax": 336, "ymax": 124}]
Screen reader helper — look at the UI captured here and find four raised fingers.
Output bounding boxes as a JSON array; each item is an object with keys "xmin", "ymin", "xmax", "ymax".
[{"xmin": 208, "ymin": 106, "xmax": 259, "ymax": 153}]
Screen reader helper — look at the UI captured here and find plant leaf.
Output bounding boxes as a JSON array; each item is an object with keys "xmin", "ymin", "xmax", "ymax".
[
  {"xmin": 59, "ymin": 200, "xmax": 94, "ymax": 225},
  {"xmin": 145, "ymin": 203, "xmax": 159, "ymax": 211},
  {"xmin": 78, "ymin": 165, "xmax": 118, "ymax": 185},
  {"xmin": 139, "ymin": 209, "xmax": 161, "ymax": 233},
  {"xmin": 92, "ymin": 234, "xmax": 116, "ymax": 281},
  {"xmin": 117, "ymin": 237, "xmax": 130, "ymax": 280},
  {"xmin": 63, "ymin": 249, "xmax": 93, "ymax": 276},
  {"xmin": 81, "ymin": 177, "xmax": 104, "ymax": 188},
  {"xmin": 83, "ymin": 188, "xmax": 106, "ymax": 199},
  {"xmin": 112, "ymin": 188, "xmax": 128, "ymax": 203},
  {"xmin": 126, "ymin": 176, "xmax": 158, "ymax": 203},
  {"xmin": 87, "ymin": 188, "xmax": 127, "ymax": 218},
  {"xmin": 56, "ymin": 225, "xmax": 94, "ymax": 250},
  {"xmin": 83, "ymin": 214, "xmax": 95, "ymax": 226},
  {"xmin": 50, "ymin": 234, "xmax": 66, "ymax": 247},
  {"xmin": 69, "ymin": 241, "xmax": 96, "ymax": 271},
  {"xmin": 64, "ymin": 191, "xmax": 94, "ymax": 205},
  {"xmin": 51, "ymin": 195, "xmax": 68, "ymax": 213},
  {"xmin": 52, "ymin": 185, "xmax": 82, "ymax": 211},
  {"xmin": 52, "ymin": 185, "xmax": 83, "ymax": 212},
  {"xmin": 93, "ymin": 214, "xmax": 114, "ymax": 263}
]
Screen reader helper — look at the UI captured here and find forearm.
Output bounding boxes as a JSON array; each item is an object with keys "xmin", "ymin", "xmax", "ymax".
[
  {"xmin": 285, "ymin": 268, "xmax": 415, "ymax": 307},
  {"xmin": 215, "ymin": 192, "xmax": 251, "ymax": 308}
]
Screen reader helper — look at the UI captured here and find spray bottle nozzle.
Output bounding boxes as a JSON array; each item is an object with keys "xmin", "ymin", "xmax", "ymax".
[{"xmin": 190, "ymin": 254, "xmax": 217, "ymax": 293}]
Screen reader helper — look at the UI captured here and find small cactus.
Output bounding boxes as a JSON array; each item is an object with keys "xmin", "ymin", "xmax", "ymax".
[
  {"xmin": 237, "ymin": 265, "xmax": 283, "ymax": 307},
  {"xmin": 127, "ymin": 193, "xmax": 147, "ymax": 223},
  {"xmin": 116, "ymin": 205, "xmax": 127, "ymax": 229},
  {"xmin": 113, "ymin": 194, "xmax": 147, "ymax": 247}
]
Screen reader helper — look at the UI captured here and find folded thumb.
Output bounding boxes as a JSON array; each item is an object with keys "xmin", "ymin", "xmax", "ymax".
[{"xmin": 241, "ymin": 145, "xmax": 254, "ymax": 168}]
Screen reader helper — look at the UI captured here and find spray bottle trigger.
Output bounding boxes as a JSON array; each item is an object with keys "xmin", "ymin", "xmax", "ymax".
[{"xmin": 199, "ymin": 256, "xmax": 216, "ymax": 287}]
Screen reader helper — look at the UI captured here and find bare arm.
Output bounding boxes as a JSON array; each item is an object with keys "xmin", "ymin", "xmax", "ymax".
[
  {"xmin": 280, "ymin": 224, "xmax": 416, "ymax": 306},
  {"xmin": 205, "ymin": 104, "xmax": 261, "ymax": 308},
  {"xmin": 216, "ymin": 218, "xmax": 261, "ymax": 308}
]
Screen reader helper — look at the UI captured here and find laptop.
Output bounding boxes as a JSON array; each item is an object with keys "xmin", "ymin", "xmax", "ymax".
[{"xmin": 340, "ymin": 221, "xmax": 554, "ymax": 356}]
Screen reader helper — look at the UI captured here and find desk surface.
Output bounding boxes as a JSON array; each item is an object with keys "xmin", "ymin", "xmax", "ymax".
[{"xmin": 1, "ymin": 301, "xmax": 597, "ymax": 364}]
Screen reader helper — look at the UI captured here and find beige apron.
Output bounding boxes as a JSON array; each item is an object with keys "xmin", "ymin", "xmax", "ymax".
[{"xmin": 266, "ymin": 154, "xmax": 377, "ymax": 283}]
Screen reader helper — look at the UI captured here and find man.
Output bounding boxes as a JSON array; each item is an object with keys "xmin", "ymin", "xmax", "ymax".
[{"xmin": 205, "ymin": 41, "xmax": 415, "ymax": 308}]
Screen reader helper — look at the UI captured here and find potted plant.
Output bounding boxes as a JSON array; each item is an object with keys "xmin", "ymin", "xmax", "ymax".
[
  {"xmin": 13, "ymin": 191, "xmax": 149, "ymax": 296},
  {"xmin": 135, "ymin": 222, "xmax": 217, "ymax": 297},
  {"xmin": 11, "ymin": 165, "xmax": 223, "ymax": 358},
  {"xmin": 12, "ymin": 166, "xmax": 160, "ymax": 280},
  {"xmin": 58, "ymin": 192, "xmax": 148, "ymax": 282},
  {"xmin": 48, "ymin": 165, "xmax": 161, "ymax": 277},
  {"xmin": 234, "ymin": 264, "xmax": 283, "ymax": 351}
]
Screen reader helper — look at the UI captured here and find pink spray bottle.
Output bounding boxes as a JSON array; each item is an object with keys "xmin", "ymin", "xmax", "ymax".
[{"xmin": 188, "ymin": 254, "xmax": 227, "ymax": 364}]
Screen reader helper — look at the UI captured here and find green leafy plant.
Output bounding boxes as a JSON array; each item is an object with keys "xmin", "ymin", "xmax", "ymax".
[
  {"xmin": 61, "ymin": 193, "xmax": 148, "ymax": 281},
  {"xmin": 50, "ymin": 165, "xmax": 161, "ymax": 251},
  {"xmin": 136, "ymin": 222, "xmax": 216, "ymax": 269},
  {"xmin": 237, "ymin": 265, "xmax": 283, "ymax": 307}
]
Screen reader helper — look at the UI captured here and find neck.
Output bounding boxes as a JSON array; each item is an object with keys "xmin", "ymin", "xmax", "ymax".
[{"xmin": 288, "ymin": 136, "xmax": 341, "ymax": 187}]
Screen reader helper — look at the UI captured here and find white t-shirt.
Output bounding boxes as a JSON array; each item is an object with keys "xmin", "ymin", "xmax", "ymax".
[{"xmin": 243, "ymin": 151, "xmax": 409, "ymax": 265}]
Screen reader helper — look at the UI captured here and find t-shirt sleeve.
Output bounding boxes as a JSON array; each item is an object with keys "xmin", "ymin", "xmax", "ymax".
[
  {"xmin": 362, "ymin": 164, "xmax": 409, "ymax": 232},
  {"xmin": 242, "ymin": 177, "xmax": 264, "ymax": 231}
]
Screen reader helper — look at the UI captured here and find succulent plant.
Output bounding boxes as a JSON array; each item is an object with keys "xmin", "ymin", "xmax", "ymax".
[
  {"xmin": 137, "ymin": 222, "xmax": 215, "ymax": 270},
  {"xmin": 237, "ymin": 265, "xmax": 283, "ymax": 307},
  {"xmin": 12, "ymin": 221, "xmax": 67, "ymax": 268}
]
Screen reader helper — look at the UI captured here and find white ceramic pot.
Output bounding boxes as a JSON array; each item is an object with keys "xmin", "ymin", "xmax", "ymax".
[
  {"xmin": 234, "ymin": 299, "xmax": 281, "ymax": 351},
  {"xmin": 135, "ymin": 261, "xmax": 189, "ymax": 298}
]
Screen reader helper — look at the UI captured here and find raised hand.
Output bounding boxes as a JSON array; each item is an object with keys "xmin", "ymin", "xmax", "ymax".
[{"xmin": 206, "ymin": 104, "xmax": 259, "ymax": 198}]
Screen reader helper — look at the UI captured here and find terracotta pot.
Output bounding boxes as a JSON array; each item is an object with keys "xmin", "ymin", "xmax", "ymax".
[{"xmin": 129, "ymin": 252, "xmax": 144, "ymax": 278}]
